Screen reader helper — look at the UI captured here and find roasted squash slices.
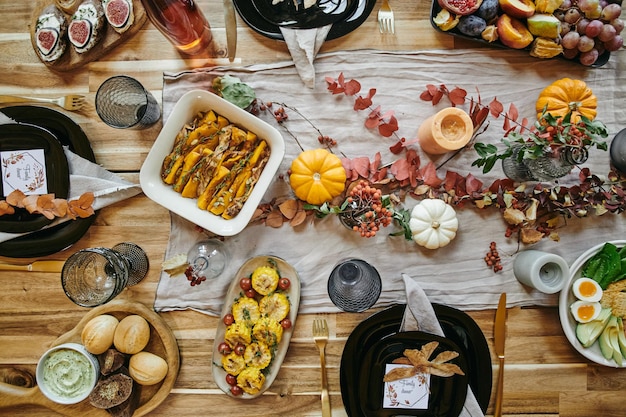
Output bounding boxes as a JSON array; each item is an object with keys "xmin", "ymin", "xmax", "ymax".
[{"xmin": 160, "ymin": 109, "xmax": 270, "ymax": 219}]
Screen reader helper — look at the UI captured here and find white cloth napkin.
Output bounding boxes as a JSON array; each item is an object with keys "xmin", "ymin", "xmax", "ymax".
[
  {"xmin": 0, "ymin": 111, "xmax": 142, "ymax": 243},
  {"xmin": 400, "ymin": 273, "xmax": 485, "ymax": 417},
  {"xmin": 279, "ymin": 25, "xmax": 331, "ymax": 88}
]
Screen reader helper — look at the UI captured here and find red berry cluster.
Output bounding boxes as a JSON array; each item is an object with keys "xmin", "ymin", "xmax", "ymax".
[
  {"xmin": 347, "ymin": 181, "xmax": 393, "ymax": 238},
  {"xmin": 318, "ymin": 134, "xmax": 337, "ymax": 147},
  {"xmin": 484, "ymin": 242, "xmax": 503, "ymax": 272},
  {"xmin": 184, "ymin": 266, "xmax": 207, "ymax": 286}
]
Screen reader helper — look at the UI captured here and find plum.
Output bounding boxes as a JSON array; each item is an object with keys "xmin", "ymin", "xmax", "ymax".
[
  {"xmin": 457, "ymin": 15, "xmax": 487, "ymax": 37},
  {"xmin": 476, "ymin": 0, "xmax": 499, "ymax": 22}
]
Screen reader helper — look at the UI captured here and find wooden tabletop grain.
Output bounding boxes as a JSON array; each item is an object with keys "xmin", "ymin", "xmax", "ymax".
[{"xmin": 1, "ymin": 1, "xmax": 625, "ymax": 416}]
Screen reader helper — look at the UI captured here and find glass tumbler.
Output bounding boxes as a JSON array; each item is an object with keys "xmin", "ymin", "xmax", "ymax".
[
  {"xmin": 61, "ymin": 243, "xmax": 149, "ymax": 307},
  {"xmin": 187, "ymin": 239, "xmax": 229, "ymax": 279},
  {"xmin": 95, "ymin": 76, "xmax": 161, "ymax": 129},
  {"xmin": 327, "ymin": 258, "xmax": 382, "ymax": 312}
]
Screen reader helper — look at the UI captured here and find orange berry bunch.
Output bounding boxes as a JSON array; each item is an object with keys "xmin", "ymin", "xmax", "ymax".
[
  {"xmin": 345, "ymin": 181, "xmax": 392, "ymax": 238},
  {"xmin": 484, "ymin": 242, "xmax": 502, "ymax": 272}
]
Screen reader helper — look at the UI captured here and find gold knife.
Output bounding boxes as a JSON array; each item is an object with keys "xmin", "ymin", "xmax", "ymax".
[
  {"xmin": 0, "ymin": 260, "xmax": 65, "ymax": 273},
  {"xmin": 224, "ymin": 0, "xmax": 237, "ymax": 61},
  {"xmin": 494, "ymin": 292, "xmax": 507, "ymax": 417}
]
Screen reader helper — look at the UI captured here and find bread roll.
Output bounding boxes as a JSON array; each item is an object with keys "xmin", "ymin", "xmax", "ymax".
[
  {"xmin": 129, "ymin": 351, "xmax": 168, "ymax": 385},
  {"xmin": 113, "ymin": 315, "xmax": 150, "ymax": 354},
  {"xmin": 81, "ymin": 314, "xmax": 119, "ymax": 355}
]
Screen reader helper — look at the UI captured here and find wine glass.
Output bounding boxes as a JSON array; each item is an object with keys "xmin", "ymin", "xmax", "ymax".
[
  {"xmin": 186, "ymin": 239, "xmax": 229, "ymax": 279},
  {"xmin": 327, "ymin": 258, "xmax": 382, "ymax": 312},
  {"xmin": 61, "ymin": 242, "xmax": 149, "ymax": 307}
]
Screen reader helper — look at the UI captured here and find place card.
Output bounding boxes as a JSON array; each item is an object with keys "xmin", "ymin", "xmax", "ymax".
[
  {"xmin": 1, "ymin": 149, "xmax": 48, "ymax": 196},
  {"xmin": 383, "ymin": 364, "xmax": 430, "ymax": 409}
]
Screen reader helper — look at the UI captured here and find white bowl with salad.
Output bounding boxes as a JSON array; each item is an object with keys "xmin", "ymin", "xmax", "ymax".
[{"xmin": 559, "ymin": 240, "xmax": 626, "ymax": 368}]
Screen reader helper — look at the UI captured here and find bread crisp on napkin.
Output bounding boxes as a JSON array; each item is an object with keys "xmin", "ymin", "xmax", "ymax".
[
  {"xmin": 400, "ymin": 273, "xmax": 486, "ymax": 417},
  {"xmin": 279, "ymin": 25, "xmax": 331, "ymax": 89}
]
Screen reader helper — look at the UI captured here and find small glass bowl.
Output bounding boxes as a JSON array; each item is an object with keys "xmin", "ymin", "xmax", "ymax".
[
  {"xmin": 187, "ymin": 239, "xmax": 229, "ymax": 279},
  {"xmin": 36, "ymin": 343, "xmax": 99, "ymax": 404}
]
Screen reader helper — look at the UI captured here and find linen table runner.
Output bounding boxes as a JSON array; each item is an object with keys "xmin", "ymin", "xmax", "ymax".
[{"xmin": 155, "ymin": 48, "xmax": 626, "ymax": 316}]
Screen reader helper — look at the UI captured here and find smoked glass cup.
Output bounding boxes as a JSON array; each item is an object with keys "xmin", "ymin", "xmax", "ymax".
[
  {"xmin": 327, "ymin": 258, "xmax": 382, "ymax": 312},
  {"xmin": 61, "ymin": 243, "xmax": 149, "ymax": 307},
  {"xmin": 95, "ymin": 75, "xmax": 161, "ymax": 129}
]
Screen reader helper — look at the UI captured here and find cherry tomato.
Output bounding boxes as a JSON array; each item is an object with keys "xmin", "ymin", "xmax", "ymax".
[
  {"xmin": 278, "ymin": 277, "xmax": 291, "ymax": 290},
  {"xmin": 223, "ymin": 313, "xmax": 235, "ymax": 326},
  {"xmin": 230, "ymin": 385, "xmax": 243, "ymax": 396},
  {"xmin": 245, "ymin": 288, "xmax": 257, "ymax": 298},
  {"xmin": 239, "ymin": 277, "xmax": 252, "ymax": 291},
  {"xmin": 218, "ymin": 342, "xmax": 232, "ymax": 355},
  {"xmin": 280, "ymin": 318, "xmax": 292, "ymax": 329},
  {"xmin": 225, "ymin": 374, "xmax": 237, "ymax": 386},
  {"xmin": 234, "ymin": 343, "xmax": 246, "ymax": 356}
]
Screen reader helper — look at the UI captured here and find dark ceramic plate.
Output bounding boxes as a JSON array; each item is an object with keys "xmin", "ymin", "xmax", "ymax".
[
  {"xmin": 340, "ymin": 304, "xmax": 492, "ymax": 416},
  {"xmin": 358, "ymin": 331, "xmax": 469, "ymax": 417},
  {"xmin": 0, "ymin": 106, "xmax": 96, "ymax": 258},
  {"xmin": 0, "ymin": 124, "xmax": 69, "ymax": 233},
  {"xmin": 429, "ymin": 0, "xmax": 612, "ymax": 68},
  {"xmin": 251, "ymin": 0, "xmax": 357, "ymax": 28},
  {"xmin": 234, "ymin": 0, "xmax": 375, "ymax": 40}
]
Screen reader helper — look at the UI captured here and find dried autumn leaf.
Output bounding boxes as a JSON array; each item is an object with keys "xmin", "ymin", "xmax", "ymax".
[
  {"xmin": 279, "ymin": 199, "xmax": 299, "ymax": 220},
  {"xmin": 68, "ymin": 192, "xmax": 95, "ymax": 219},
  {"xmin": 352, "ymin": 156, "xmax": 371, "ymax": 179},
  {"xmin": 520, "ymin": 227, "xmax": 543, "ymax": 244},
  {"xmin": 6, "ymin": 190, "xmax": 26, "ymax": 208},
  {"xmin": 265, "ymin": 210, "xmax": 285, "ymax": 228},
  {"xmin": 503, "ymin": 207, "xmax": 526, "ymax": 225},
  {"xmin": 0, "ymin": 201, "xmax": 15, "ymax": 215},
  {"xmin": 489, "ymin": 97, "xmax": 503, "ymax": 117},
  {"xmin": 448, "ymin": 87, "xmax": 467, "ymax": 106},
  {"xmin": 290, "ymin": 210, "xmax": 307, "ymax": 227},
  {"xmin": 23, "ymin": 194, "xmax": 42, "ymax": 214}
]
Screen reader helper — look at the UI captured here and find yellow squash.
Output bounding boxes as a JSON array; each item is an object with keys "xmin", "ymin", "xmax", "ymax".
[
  {"xmin": 289, "ymin": 149, "xmax": 347, "ymax": 205},
  {"xmin": 535, "ymin": 78, "xmax": 597, "ymax": 121}
]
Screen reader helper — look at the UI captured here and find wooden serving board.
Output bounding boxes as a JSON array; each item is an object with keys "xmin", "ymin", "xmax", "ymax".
[
  {"xmin": 30, "ymin": 0, "xmax": 148, "ymax": 72},
  {"xmin": 0, "ymin": 300, "xmax": 180, "ymax": 417}
]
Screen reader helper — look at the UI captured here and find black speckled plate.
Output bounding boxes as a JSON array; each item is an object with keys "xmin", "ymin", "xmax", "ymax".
[
  {"xmin": 251, "ymin": 0, "xmax": 357, "ymax": 28},
  {"xmin": 340, "ymin": 304, "xmax": 492, "ymax": 417},
  {"xmin": 0, "ymin": 106, "xmax": 96, "ymax": 258},
  {"xmin": 234, "ymin": 0, "xmax": 375, "ymax": 40},
  {"xmin": 0, "ymin": 123, "xmax": 69, "ymax": 233}
]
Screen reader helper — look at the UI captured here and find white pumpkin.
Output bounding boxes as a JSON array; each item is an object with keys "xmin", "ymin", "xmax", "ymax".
[{"xmin": 409, "ymin": 199, "xmax": 458, "ymax": 249}]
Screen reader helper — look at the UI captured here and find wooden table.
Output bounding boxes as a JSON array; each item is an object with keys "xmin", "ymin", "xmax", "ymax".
[{"xmin": 1, "ymin": 1, "xmax": 626, "ymax": 416}]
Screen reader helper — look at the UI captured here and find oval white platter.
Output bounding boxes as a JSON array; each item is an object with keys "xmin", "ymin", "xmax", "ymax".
[{"xmin": 212, "ymin": 255, "xmax": 301, "ymax": 398}]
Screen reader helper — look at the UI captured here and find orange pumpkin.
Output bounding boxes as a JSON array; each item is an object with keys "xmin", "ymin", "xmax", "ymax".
[
  {"xmin": 535, "ymin": 78, "xmax": 597, "ymax": 121},
  {"xmin": 289, "ymin": 149, "xmax": 346, "ymax": 205}
]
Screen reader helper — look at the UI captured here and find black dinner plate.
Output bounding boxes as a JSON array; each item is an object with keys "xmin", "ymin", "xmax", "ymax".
[
  {"xmin": 358, "ymin": 331, "xmax": 469, "ymax": 417},
  {"xmin": 0, "ymin": 123, "xmax": 70, "ymax": 233},
  {"xmin": 234, "ymin": 0, "xmax": 375, "ymax": 40},
  {"xmin": 0, "ymin": 106, "xmax": 96, "ymax": 258},
  {"xmin": 340, "ymin": 304, "xmax": 492, "ymax": 417},
  {"xmin": 251, "ymin": 0, "xmax": 357, "ymax": 29}
]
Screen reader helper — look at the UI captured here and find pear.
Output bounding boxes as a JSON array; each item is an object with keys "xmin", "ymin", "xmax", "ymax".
[{"xmin": 527, "ymin": 14, "xmax": 561, "ymax": 39}]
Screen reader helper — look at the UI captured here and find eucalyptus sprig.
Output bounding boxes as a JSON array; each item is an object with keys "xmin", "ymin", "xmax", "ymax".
[{"xmin": 472, "ymin": 109, "xmax": 609, "ymax": 174}]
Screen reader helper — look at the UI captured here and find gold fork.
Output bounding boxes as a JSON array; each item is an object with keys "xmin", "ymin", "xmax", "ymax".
[
  {"xmin": 377, "ymin": 0, "xmax": 395, "ymax": 34},
  {"xmin": 0, "ymin": 94, "xmax": 85, "ymax": 111},
  {"xmin": 312, "ymin": 318, "xmax": 331, "ymax": 417}
]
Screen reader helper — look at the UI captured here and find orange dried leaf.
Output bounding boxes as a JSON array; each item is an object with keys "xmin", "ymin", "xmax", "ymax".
[
  {"xmin": 289, "ymin": 210, "xmax": 307, "ymax": 227},
  {"xmin": 23, "ymin": 195, "xmax": 40, "ymax": 213},
  {"xmin": 0, "ymin": 201, "xmax": 15, "ymax": 215},
  {"xmin": 279, "ymin": 199, "xmax": 299, "ymax": 220},
  {"xmin": 6, "ymin": 190, "xmax": 26, "ymax": 207},
  {"xmin": 265, "ymin": 210, "xmax": 285, "ymax": 228}
]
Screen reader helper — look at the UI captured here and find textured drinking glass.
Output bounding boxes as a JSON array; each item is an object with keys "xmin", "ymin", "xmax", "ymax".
[
  {"xmin": 95, "ymin": 76, "xmax": 161, "ymax": 129},
  {"xmin": 327, "ymin": 258, "xmax": 382, "ymax": 312},
  {"xmin": 187, "ymin": 239, "xmax": 229, "ymax": 279},
  {"xmin": 61, "ymin": 243, "xmax": 149, "ymax": 307}
]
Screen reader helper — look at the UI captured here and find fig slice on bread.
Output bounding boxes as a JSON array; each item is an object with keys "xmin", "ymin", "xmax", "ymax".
[
  {"xmin": 34, "ymin": 5, "xmax": 67, "ymax": 62},
  {"xmin": 68, "ymin": 0, "xmax": 105, "ymax": 53},
  {"xmin": 103, "ymin": 0, "xmax": 134, "ymax": 33}
]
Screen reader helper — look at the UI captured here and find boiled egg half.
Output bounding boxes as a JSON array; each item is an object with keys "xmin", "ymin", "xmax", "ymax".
[
  {"xmin": 572, "ymin": 277, "xmax": 603, "ymax": 302},
  {"xmin": 570, "ymin": 300, "xmax": 602, "ymax": 323}
]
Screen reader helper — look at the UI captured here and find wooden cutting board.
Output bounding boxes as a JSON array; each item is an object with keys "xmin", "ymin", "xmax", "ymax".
[
  {"xmin": 0, "ymin": 300, "xmax": 180, "ymax": 416},
  {"xmin": 29, "ymin": 0, "xmax": 148, "ymax": 72}
]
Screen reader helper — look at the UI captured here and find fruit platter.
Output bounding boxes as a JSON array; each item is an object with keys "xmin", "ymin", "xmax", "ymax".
[
  {"xmin": 430, "ymin": 0, "xmax": 623, "ymax": 66},
  {"xmin": 212, "ymin": 256, "xmax": 300, "ymax": 398},
  {"xmin": 559, "ymin": 241, "xmax": 626, "ymax": 367}
]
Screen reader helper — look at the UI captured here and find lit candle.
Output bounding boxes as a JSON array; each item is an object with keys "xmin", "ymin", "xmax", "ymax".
[{"xmin": 417, "ymin": 107, "xmax": 473, "ymax": 155}]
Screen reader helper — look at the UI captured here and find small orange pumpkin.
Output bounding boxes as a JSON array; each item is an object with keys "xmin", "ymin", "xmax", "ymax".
[
  {"xmin": 535, "ymin": 78, "xmax": 597, "ymax": 121},
  {"xmin": 289, "ymin": 149, "xmax": 346, "ymax": 205}
]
